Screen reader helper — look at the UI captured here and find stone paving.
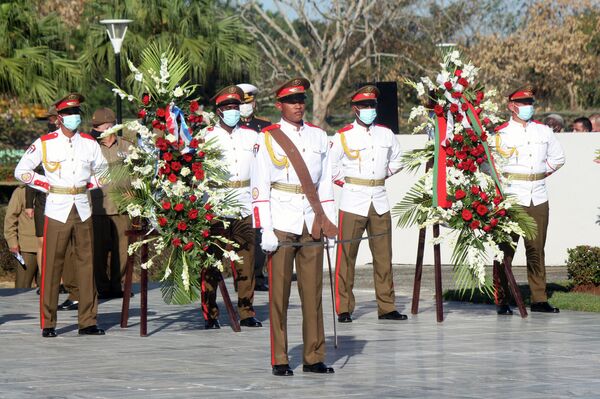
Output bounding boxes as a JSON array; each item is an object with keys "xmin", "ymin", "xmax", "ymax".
[{"xmin": 1, "ymin": 265, "xmax": 599, "ymax": 398}]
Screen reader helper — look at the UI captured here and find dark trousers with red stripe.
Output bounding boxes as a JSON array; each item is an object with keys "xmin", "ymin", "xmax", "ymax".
[
  {"xmin": 200, "ymin": 216, "xmax": 256, "ymax": 320},
  {"xmin": 335, "ymin": 205, "xmax": 396, "ymax": 316},
  {"xmin": 40, "ymin": 206, "xmax": 97, "ymax": 329}
]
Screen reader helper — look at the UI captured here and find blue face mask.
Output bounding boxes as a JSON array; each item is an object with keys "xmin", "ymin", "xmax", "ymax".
[
  {"xmin": 517, "ymin": 105, "xmax": 534, "ymax": 121},
  {"xmin": 221, "ymin": 109, "xmax": 240, "ymax": 127},
  {"xmin": 358, "ymin": 108, "xmax": 377, "ymax": 125},
  {"xmin": 61, "ymin": 114, "xmax": 81, "ymax": 131}
]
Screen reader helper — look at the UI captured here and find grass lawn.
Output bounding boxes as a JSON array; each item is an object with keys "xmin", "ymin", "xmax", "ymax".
[{"xmin": 443, "ymin": 280, "xmax": 600, "ymax": 313}]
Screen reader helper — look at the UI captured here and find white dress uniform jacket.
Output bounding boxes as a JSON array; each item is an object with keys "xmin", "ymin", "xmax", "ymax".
[
  {"xmin": 330, "ymin": 121, "xmax": 402, "ymax": 217},
  {"xmin": 204, "ymin": 123, "xmax": 258, "ymax": 218},
  {"xmin": 251, "ymin": 119, "xmax": 336, "ymax": 235},
  {"xmin": 494, "ymin": 118, "xmax": 565, "ymax": 206},
  {"xmin": 14, "ymin": 130, "xmax": 108, "ymax": 223}
]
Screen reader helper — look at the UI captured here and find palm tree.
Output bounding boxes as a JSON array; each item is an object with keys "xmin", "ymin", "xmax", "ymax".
[
  {"xmin": 78, "ymin": 0, "xmax": 257, "ymax": 110},
  {"xmin": 0, "ymin": 1, "xmax": 81, "ymax": 105}
]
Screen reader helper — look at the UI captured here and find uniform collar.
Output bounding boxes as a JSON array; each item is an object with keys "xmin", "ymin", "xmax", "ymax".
[
  {"xmin": 352, "ymin": 120, "xmax": 372, "ymax": 132},
  {"xmin": 279, "ymin": 118, "xmax": 304, "ymax": 132},
  {"xmin": 509, "ymin": 117, "xmax": 531, "ymax": 129}
]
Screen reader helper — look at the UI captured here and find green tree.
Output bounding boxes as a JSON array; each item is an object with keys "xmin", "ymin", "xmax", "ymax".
[
  {"xmin": 0, "ymin": 1, "xmax": 81, "ymax": 104},
  {"xmin": 77, "ymin": 0, "xmax": 257, "ymax": 115}
]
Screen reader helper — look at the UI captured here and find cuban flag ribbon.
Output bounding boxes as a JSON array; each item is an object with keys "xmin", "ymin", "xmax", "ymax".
[{"xmin": 166, "ymin": 104, "xmax": 194, "ymax": 153}]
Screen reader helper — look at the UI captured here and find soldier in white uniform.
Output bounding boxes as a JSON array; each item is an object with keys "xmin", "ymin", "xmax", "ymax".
[
  {"xmin": 493, "ymin": 86, "xmax": 565, "ymax": 315},
  {"xmin": 251, "ymin": 78, "xmax": 336, "ymax": 376},
  {"xmin": 14, "ymin": 93, "xmax": 108, "ymax": 337},
  {"xmin": 201, "ymin": 85, "xmax": 263, "ymax": 329},
  {"xmin": 329, "ymin": 85, "xmax": 406, "ymax": 323}
]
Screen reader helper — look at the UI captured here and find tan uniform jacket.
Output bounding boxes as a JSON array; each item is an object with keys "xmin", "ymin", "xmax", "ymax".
[{"xmin": 3, "ymin": 186, "xmax": 37, "ymax": 252}]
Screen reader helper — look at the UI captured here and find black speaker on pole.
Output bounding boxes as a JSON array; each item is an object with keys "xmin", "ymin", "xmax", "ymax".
[{"xmin": 358, "ymin": 81, "xmax": 399, "ymax": 134}]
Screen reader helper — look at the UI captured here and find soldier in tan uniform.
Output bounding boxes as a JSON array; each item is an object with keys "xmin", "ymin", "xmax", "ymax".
[
  {"xmin": 14, "ymin": 93, "xmax": 108, "ymax": 337},
  {"xmin": 251, "ymin": 78, "xmax": 336, "ymax": 376},
  {"xmin": 329, "ymin": 85, "xmax": 406, "ymax": 323},
  {"xmin": 4, "ymin": 185, "xmax": 38, "ymax": 288},
  {"xmin": 88, "ymin": 108, "xmax": 133, "ymax": 299}
]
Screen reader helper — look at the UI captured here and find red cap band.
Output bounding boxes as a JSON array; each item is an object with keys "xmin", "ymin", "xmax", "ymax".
[
  {"xmin": 215, "ymin": 93, "xmax": 241, "ymax": 105},
  {"xmin": 351, "ymin": 92, "xmax": 377, "ymax": 102},
  {"xmin": 56, "ymin": 99, "xmax": 80, "ymax": 111},
  {"xmin": 277, "ymin": 85, "xmax": 304, "ymax": 98}
]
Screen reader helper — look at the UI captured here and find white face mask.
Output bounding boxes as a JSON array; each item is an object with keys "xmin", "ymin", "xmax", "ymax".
[{"xmin": 239, "ymin": 103, "xmax": 254, "ymax": 118}]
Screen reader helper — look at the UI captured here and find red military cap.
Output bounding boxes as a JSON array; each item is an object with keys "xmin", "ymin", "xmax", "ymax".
[
  {"xmin": 507, "ymin": 86, "xmax": 535, "ymax": 102},
  {"xmin": 53, "ymin": 93, "xmax": 85, "ymax": 112},
  {"xmin": 212, "ymin": 85, "xmax": 244, "ymax": 106},
  {"xmin": 275, "ymin": 78, "xmax": 310, "ymax": 100},
  {"xmin": 351, "ymin": 85, "xmax": 380, "ymax": 103}
]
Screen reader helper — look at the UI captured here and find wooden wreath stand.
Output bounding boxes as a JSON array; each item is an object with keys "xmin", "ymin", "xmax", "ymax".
[
  {"xmin": 410, "ymin": 163, "xmax": 528, "ymax": 321},
  {"xmin": 120, "ymin": 228, "xmax": 241, "ymax": 336}
]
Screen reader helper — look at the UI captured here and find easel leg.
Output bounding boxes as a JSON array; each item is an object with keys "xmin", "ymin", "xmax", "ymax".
[
  {"xmin": 217, "ymin": 272, "xmax": 241, "ymax": 332},
  {"xmin": 502, "ymin": 256, "xmax": 528, "ymax": 318},
  {"xmin": 140, "ymin": 243, "xmax": 148, "ymax": 336},
  {"xmin": 120, "ymin": 234, "xmax": 135, "ymax": 328},
  {"xmin": 433, "ymin": 224, "xmax": 443, "ymax": 323},
  {"xmin": 411, "ymin": 226, "xmax": 427, "ymax": 315}
]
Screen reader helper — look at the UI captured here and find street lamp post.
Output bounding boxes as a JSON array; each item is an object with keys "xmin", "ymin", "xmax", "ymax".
[{"xmin": 100, "ymin": 19, "xmax": 133, "ymax": 124}]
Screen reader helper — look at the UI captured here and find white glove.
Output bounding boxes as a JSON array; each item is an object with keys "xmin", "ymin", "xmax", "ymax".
[
  {"xmin": 261, "ymin": 229, "xmax": 279, "ymax": 252},
  {"xmin": 326, "ymin": 237, "xmax": 336, "ymax": 249}
]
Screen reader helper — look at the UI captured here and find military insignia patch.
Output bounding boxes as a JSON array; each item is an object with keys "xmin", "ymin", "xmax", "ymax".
[
  {"xmin": 253, "ymin": 143, "xmax": 260, "ymax": 155},
  {"xmin": 252, "ymin": 187, "xmax": 259, "ymax": 199},
  {"xmin": 26, "ymin": 144, "xmax": 36, "ymax": 154},
  {"xmin": 21, "ymin": 173, "xmax": 32, "ymax": 183}
]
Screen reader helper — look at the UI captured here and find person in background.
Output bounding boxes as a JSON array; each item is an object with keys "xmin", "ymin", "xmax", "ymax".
[
  {"xmin": 543, "ymin": 114, "xmax": 564, "ymax": 133},
  {"xmin": 572, "ymin": 117, "xmax": 592, "ymax": 132},
  {"xmin": 589, "ymin": 113, "xmax": 600, "ymax": 132},
  {"xmin": 4, "ymin": 185, "xmax": 38, "ymax": 288},
  {"xmin": 89, "ymin": 107, "xmax": 133, "ymax": 300},
  {"xmin": 236, "ymin": 83, "xmax": 271, "ymax": 292}
]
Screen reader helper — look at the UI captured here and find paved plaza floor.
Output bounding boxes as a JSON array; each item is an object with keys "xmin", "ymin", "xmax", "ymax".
[{"xmin": 1, "ymin": 266, "xmax": 599, "ymax": 398}]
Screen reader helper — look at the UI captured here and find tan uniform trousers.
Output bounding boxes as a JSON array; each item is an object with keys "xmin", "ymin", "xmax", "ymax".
[
  {"xmin": 62, "ymin": 243, "xmax": 79, "ymax": 301},
  {"xmin": 92, "ymin": 214, "xmax": 131, "ymax": 295},
  {"xmin": 495, "ymin": 201, "xmax": 549, "ymax": 304},
  {"xmin": 335, "ymin": 204, "xmax": 396, "ymax": 316},
  {"xmin": 201, "ymin": 216, "xmax": 256, "ymax": 320},
  {"xmin": 269, "ymin": 225, "xmax": 325, "ymax": 366},
  {"xmin": 15, "ymin": 252, "xmax": 38, "ymax": 288},
  {"xmin": 40, "ymin": 206, "xmax": 97, "ymax": 329}
]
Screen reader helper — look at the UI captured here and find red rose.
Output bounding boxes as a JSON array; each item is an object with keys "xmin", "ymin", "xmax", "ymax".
[
  {"xmin": 152, "ymin": 120, "xmax": 161, "ymax": 129},
  {"xmin": 480, "ymin": 133, "xmax": 488, "ymax": 141},
  {"xmin": 174, "ymin": 203, "xmax": 184, "ymax": 212},
  {"xmin": 190, "ymin": 100, "xmax": 199, "ymax": 113},
  {"xmin": 471, "ymin": 186, "xmax": 480, "ymax": 195},
  {"xmin": 202, "ymin": 245, "xmax": 209, "ymax": 251},
  {"xmin": 470, "ymin": 148, "xmax": 479, "ymax": 156},
  {"xmin": 451, "ymin": 92, "xmax": 462, "ymax": 99},
  {"xmin": 192, "ymin": 162, "xmax": 203, "ymax": 171},
  {"xmin": 158, "ymin": 217, "xmax": 168, "ymax": 227},
  {"xmin": 472, "ymin": 200, "xmax": 481, "ymax": 208},
  {"xmin": 450, "ymin": 103, "xmax": 459, "ymax": 113},
  {"xmin": 202, "ymin": 230, "xmax": 210, "ymax": 238},
  {"xmin": 498, "ymin": 209, "xmax": 507, "ymax": 217},
  {"xmin": 204, "ymin": 203, "xmax": 212, "ymax": 211},
  {"xmin": 454, "ymin": 134, "xmax": 464, "ymax": 143},
  {"xmin": 476, "ymin": 204, "xmax": 488, "ymax": 216},
  {"xmin": 205, "ymin": 214, "xmax": 214, "ymax": 221},
  {"xmin": 189, "ymin": 138, "xmax": 199, "ymax": 149},
  {"xmin": 493, "ymin": 196, "xmax": 502, "ymax": 206},
  {"xmin": 172, "ymin": 238, "xmax": 182, "ymax": 247},
  {"xmin": 454, "ymin": 189, "xmax": 466, "ymax": 200},
  {"xmin": 194, "ymin": 170, "xmax": 205, "ymax": 180},
  {"xmin": 444, "ymin": 81, "xmax": 453, "ymax": 90},
  {"xmin": 490, "ymin": 218, "xmax": 499, "ymax": 227},
  {"xmin": 183, "ymin": 242, "xmax": 194, "ymax": 252},
  {"xmin": 446, "ymin": 159, "xmax": 455, "ymax": 167},
  {"xmin": 461, "ymin": 103, "xmax": 469, "ymax": 112},
  {"xmin": 480, "ymin": 192, "xmax": 489, "ymax": 202},
  {"xmin": 163, "ymin": 152, "xmax": 173, "ymax": 161},
  {"xmin": 474, "ymin": 157, "xmax": 483, "ymax": 165},
  {"xmin": 461, "ymin": 209, "xmax": 473, "ymax": 221},
  {"xmin": 434, "ymin": 104, "xmax": 444, "ymax": 116},
  {"xmin": 455, "ymin": 113, "xmax": 464, "ymax": 122},
  {"xmin": 445, "ymin": 147, "xmax": 455, "ymax": 156},
  {"xmin": 188, "ymin": 209, "xmax": 198, "ymax": 220},
  {"xmin": 454, "ymin": 69, "xmax": 462, "ymax": 77},
  {"xmin": 159, "ymin": 165, "xmax": 171, "ymax": 175},
  {"xmin": 138, "ymin": 109, "xmax": 147, "ymax": 119},
  {"xmin": 168, "ymin": 174, "xmax": 178, "ymax": 183},
  {"xmin": 483, "ymin": 225, "xmax": 491, "ymax": 233},
  {"xmin": 156, "ymin": 108, "xmax": 166, "ymax": 118},
  {"xmin": 456, "ymin": 151, "xmax": 467, "ymax": 160},
  {"xmin": 155, "ymin": 138, "xmax": 168, "ymax": 151},
  {"xmin": 198, "ymin": 151, "xmax": 206, "ymax": 158},
  {"xmin": 171, "ymin": 162, "xmax": 182, "ymax": 172},
  {"xmin": 458, "ymin": 77, "xmax": 469, "ymax": 87},
  {"xmin": 483, "ymin": 118, "xmax": 491, "ymax": 125},
  {"xmin": 189, "ymin": 195, "xmax": 197, "ymax": 203},
  {"xmin": 469, "ymin": 220, "xmax": 480, "ymax": 230},
  {"xmin": 469, "ymin": 164, "xmax": 477, "ymax": 172},
  {"xmin": 162, "ymin": 201, "xmax": 171, "ymax": 210},
  {"xmin": 142, "ymin": 94, "xmax": 150, "ymax": 105},
  {"xmin": 177, "ymin": 221, "xmax": 187, "ymax": 231},
  {"xmin": 476, "ymin": 91, "xmax": 484, "ymax": 102},
  {"xmin": 183, "ymin": 154, "xmax": 193, "ymax": 162}
]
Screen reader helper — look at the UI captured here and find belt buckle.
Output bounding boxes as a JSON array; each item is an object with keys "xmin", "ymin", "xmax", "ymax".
[
  {"xmin": 69, "ymin": 187, "xmax": 76, "ymax": 194},
  {"xmin": 369, "ymin": 180, "xmax": 376, "ymax": 186}
]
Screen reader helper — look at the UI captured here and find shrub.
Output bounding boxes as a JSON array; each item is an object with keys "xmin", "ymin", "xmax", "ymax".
[{"xmin": 566, "ymin": 245, "xmax": 600, "ymax": 286}]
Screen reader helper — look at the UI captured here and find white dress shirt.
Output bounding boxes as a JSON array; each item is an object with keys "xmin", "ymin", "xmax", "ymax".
[
  {"xmin": 250, "ymin": 118, "xmax": 336, "ymax": 235},
  {"xmin": 330, "ymin": 121, "xmax": 402, "ymax": 217},
  {"xmin": 204, "ymin": 123, "xmax": 258, "ymax": 217},
  {"xmin": 494, "ymin": 118, "xmax": 565, "ymax": 206},
  {"xmin": 14, "ymin": 130, "xmax": 108, "ymax": 223}
]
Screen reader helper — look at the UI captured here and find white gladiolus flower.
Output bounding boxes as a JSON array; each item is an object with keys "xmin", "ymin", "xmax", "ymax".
[
  {"xmin": 449, "ymin": 50, "xmax": 462, "ymax": 66},
  {"xmin": 408, "ymin": 105, "xmax": 427, "ymax": 122},
  {"xmin": 141, "ymin": 259, "xmax": 153, "ymax": 270},
  {"xmin": 131, "ymin": 178, "xmax": 144, "ymax": 189},
  {"xmin": 173, "ymin": 87, "xmax": 184, "ymax": 97},
  {"xmin": 126, "ymin": 203, "xmax": 143, "ymax": 217},
  {"xmin": 415, "ymin": 82, "xmax": 426, "ymax": 97},
  {"xmin": 420, "ymin": 76, "xmax": 436, "ymax": 91}
]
